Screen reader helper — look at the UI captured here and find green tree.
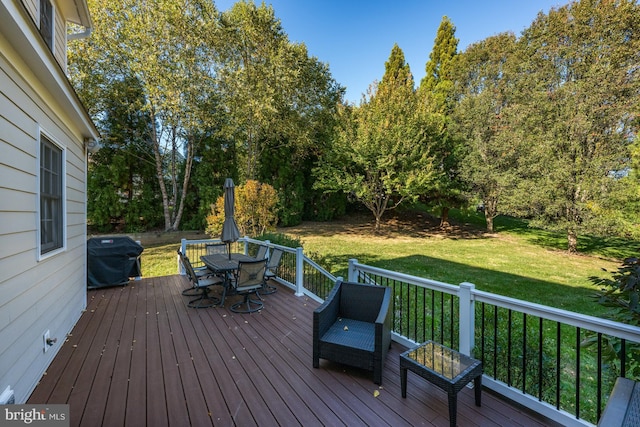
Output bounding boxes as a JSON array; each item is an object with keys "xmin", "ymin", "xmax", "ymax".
[
  {"xmin": 452, "ymin": 33, "xmax": 521, "ymax": 232},
  {"xmin": 419, "ymin": 16, "xmax": 458, "ymax": 115},
  {"xmin": 418, "ymin": 16, "xmax": 465, "ymax": 228},
  {"xmin": 181, "ymin": 133, "xmax": 238, "ymax": 230},
  {"xmin": 218, "ymin": 2, "xmax": 341, "ymax": 177},
  {"xmin": 218, "ymin": 2, "xmax": 342, "ymax": 224},
  {"xmin": 69, "ymin": 0, "xmax": 220, "ymax": 231},
  {"xmin": 514, "ymin": 0, "xmax": 640, "ymax": 252},
  {"xmin": 87, "ymin": 77, "xmax": 162, "ymax": 232},
  {"xmin": 314, "ymin": 45, "xmax": 437, "ymax": 231}
]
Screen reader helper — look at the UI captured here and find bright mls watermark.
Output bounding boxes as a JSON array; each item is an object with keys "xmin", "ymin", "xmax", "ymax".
[{"xmin": 1, "ymin": 405, "xmax": 69, "ymax": 427}]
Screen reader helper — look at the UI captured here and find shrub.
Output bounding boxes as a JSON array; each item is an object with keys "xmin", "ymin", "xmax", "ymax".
[
  {"xmin": 588, "ymin": 257, "xmax": 640, "ymax": 379},
  {"xmin": 206, "ymin": 180, "xmax": 279, "ymax": 238}
]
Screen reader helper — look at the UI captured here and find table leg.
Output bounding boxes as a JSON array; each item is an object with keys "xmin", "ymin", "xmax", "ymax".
[
  {"xmin": 474, "ymin": 375, "xmax": 482, "ymax": 407},
  {"xmin": 401, "ymin": 367, "xmax": 407, "ymax": 398},
  {"xmin": 219, "ymin": 273, "xmax": 231, "ymax": 306},
  {"xmin": 447, "ymin": 391, "xmax": 457, "ymax": 427}
]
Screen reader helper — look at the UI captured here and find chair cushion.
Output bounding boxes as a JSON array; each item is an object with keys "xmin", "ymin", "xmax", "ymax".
[{"xmin": 320, "ymin": 318, "xmax": 374, "ymax": 352}]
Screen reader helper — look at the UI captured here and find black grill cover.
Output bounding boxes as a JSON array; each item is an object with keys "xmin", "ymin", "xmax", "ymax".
[{"xmin": 87, "ymin": 237, "xmax": 143, "ymax": 288}]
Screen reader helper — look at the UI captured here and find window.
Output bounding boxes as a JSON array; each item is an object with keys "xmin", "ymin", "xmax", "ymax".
[
  {"xmin": 40, "ymin": 135, "xmax": 63, "ymax": 255},
  {"xmin": 39, "ymin": 0, "xmax": 53, "ymax": 52}
]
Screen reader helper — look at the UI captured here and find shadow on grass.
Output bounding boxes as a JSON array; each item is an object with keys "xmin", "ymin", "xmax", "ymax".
[
  {"xmin": 333, "ymin": 253, "xmax": 609, "ymax": 317},
  {"xmin": 451, "ymin": 210, "xmax": 639, "ymax": 261}
]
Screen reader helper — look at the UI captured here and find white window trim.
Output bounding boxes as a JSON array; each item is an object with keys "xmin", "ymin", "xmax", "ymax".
[{"xmin": 37, "ymin": 127, "xmax": 67, "ymax": 261}]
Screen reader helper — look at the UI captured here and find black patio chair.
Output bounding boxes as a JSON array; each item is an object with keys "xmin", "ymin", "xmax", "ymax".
[
  {"xmin": 178, "ymin": 249, "xmax": 210, "ymax": 296},
  {"xmin": 206, "ymin": 242, "xmax": 227, "ymax": 255},
  {"xmin": 313, "ymin": 280, "xmax": 392, "ymax": 385},
  {"xmin": 230, "ymin": 259, "xmax": 267, "ymax": 313},
  {"xmin": 180, "ymin": 252, "xmax": 224, "ymax": 308},
  {"xmin": 262, "ymin": 248, "xmax": 283, "ymax": 295},
  {"xmin": 255, "ymin": 245, "xmax": 268, "ymax": 260}
]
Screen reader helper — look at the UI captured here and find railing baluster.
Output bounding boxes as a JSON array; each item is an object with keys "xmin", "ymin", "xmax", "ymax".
[
  {"xmin": 538, "ymin": 317, "xmax": 543, "ymax": 401},
  {"xmin": 449, "ymin": 295, "xmax": 454, "ymax": 348},
  {"xmin": 413, "ymin": 282, "xmax": 418, "ymax": 341},
  {"xmin": 431, "ymin": 289, "xmax": 435, "ymax": 341},
  {"xmin": 523, "ymin": 313, "xmax": 527, "ymax": 393},
  {"xmin": 439, "ymin": 292, "xmax": 444, "ymax": 344},
  {"xmin": 480, "ymin": 302, "xmax": 486, "ymax": 365},
  {"xmin": 421, "ymin": 287, "xmax": 426, "ymax": 343},
  {"xmin": 507, "ymin": 309, "xmax": 512, "ymax": 387},
  {"xmin": 621, "ymin": 339, "xmax": 626, "ymax": 378},
  {"xmin": 556, "ymin": 322, "xmax": 561, "ymax": 410},
  {"xmin": 493, "ymin": 305, "xmax": 498, "ymax": 379},
  {"xmin": 597, "ymin": 332, "xmax": 602, "ymax": 421},
  {"xmin": 576, "ymin": 326, "xmax": 581, "ymax": 419},
  {"xmin": 404, "ymin": 278, "xmax": 408, "ymax": 338}
]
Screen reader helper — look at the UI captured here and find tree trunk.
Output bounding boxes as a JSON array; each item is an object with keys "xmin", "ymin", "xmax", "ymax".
[
  {"xmin": 484, "ymin": 196, "xmax": 498, "ymax": 233},
  {"xmin": 485, "ymin": 214, "xmax": 494, "ymax": 233},
  {"xmin": 439, "ymin": 206, "xmax": 450, "ymax": 228},
  {"xmin": 171, "ymin": 135, "xmax": 195, "ymax": 230},
  {"xmin": 170, "ymin": 126, "xmax": 178, "ymax": 219},
  {"xmin": 567, "ymin": 229, "xmax": 578, "ymax": 253},
  {"xmin": 150, "ymin": 109, "xmax": 172, "ymax": 231}
]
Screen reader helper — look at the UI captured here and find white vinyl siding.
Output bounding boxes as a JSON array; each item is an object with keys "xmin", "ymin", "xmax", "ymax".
[
  {"xmin": 53, "ymin": 3, "xmax": 66, "ymax": 69},
  {"xmin": 0, "ymin": 29, "xmax": 88, "ymax": 404}
]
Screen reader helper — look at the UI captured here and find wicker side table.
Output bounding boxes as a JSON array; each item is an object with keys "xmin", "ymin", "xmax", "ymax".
[{"xmin": 400, "ymin": 341, "xmax": 482, "ymax": 427}]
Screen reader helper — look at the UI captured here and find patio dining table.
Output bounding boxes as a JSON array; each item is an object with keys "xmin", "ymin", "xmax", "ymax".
[{"xmin": 201, "ymin": 253, "xmax": 256, "ymax": 306}]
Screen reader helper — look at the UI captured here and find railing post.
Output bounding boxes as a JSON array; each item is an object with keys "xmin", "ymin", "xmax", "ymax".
[
  {"xmin": 348, "ymin": 258, "xmax": 358, "ymax": 282},
  {"xmin": 179, "ymin": 238, "xmax": 187, "ymax": 275},
  {"xmin": 459, "ymin": 282, "xmax": 475, "ymax": 356},
  {"xmin": 295, "ymin": 247, "xmax": 304, "ymax": 296}
]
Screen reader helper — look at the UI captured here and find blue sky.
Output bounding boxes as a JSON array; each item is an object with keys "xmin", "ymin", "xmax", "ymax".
[{"xmin": 215, "ymin": 1, "xmax": 568, "ymax": 104}]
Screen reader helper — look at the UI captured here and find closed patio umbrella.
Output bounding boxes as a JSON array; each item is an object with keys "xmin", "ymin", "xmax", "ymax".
[{"xmin": 221, "ymin": 178, "xmax": 240, "ymax": 259}]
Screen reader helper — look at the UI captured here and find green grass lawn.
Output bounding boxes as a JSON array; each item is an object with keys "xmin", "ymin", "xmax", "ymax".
[
  {"xmin": 141, "ymin": 243, "xmax": 181, "ymax": 278},
  {"xmin": 279, "ymin": 209, "xmax": 638, "ymax": 317},
  {"xmin": 140, "ymin": 209, "xmax": 638, "ymax": 318}
]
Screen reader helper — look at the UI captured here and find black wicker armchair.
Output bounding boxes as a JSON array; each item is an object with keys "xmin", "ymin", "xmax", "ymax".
[{"xmin": 313, "ymin": 280, "xmax": 392, "ymax": 385}]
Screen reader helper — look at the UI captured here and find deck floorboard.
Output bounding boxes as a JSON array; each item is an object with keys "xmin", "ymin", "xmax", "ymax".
[{"xmin": 29, "ymin": 275, "xmax": 552, "ymax": 427}]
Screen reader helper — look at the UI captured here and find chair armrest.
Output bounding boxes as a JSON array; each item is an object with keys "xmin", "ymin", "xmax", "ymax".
[
  {"xmin": 374, "ymin": 287, "xmax": 392, "ymax": 351},
  {"xmin": 374, "ymin": 286, "xmax": 391, "ymax": 326},
  {"xmin": 314, "ymin": 281, "xmax": 342, "ymax": 338}
]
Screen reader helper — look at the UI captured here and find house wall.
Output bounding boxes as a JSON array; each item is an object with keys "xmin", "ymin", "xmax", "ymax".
[
  {"xmin": 54, "ymin": 2, "xmax": 66, "ymax": 68},
  {"xmin": 0, "ymin": 3, "xmax": 90, "ymax": 403},
  {"xmin": 20, "ymin": 0, "xmax": 67, "ymax": 72},
  {"xmin": 22, "ymin": 0, "xmax": 37, "ymax": 20}
]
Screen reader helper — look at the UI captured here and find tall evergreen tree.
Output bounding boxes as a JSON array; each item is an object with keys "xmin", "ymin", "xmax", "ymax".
[
  {"xmin": 314, "ymin": 45, "xmax": 437, "ymax": 231},
  {"xmin": 419, "ymin": 16, "xmax": 458, "ymax": 114},
  {"xmin": 418, "ymin": 16, "xmax": 464, "ymax": 228}
]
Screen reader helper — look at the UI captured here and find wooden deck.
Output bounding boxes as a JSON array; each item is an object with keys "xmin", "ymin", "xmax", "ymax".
[{"xmin": 29, "ymin": 275, "xmax": 553, "ymax": 426}]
